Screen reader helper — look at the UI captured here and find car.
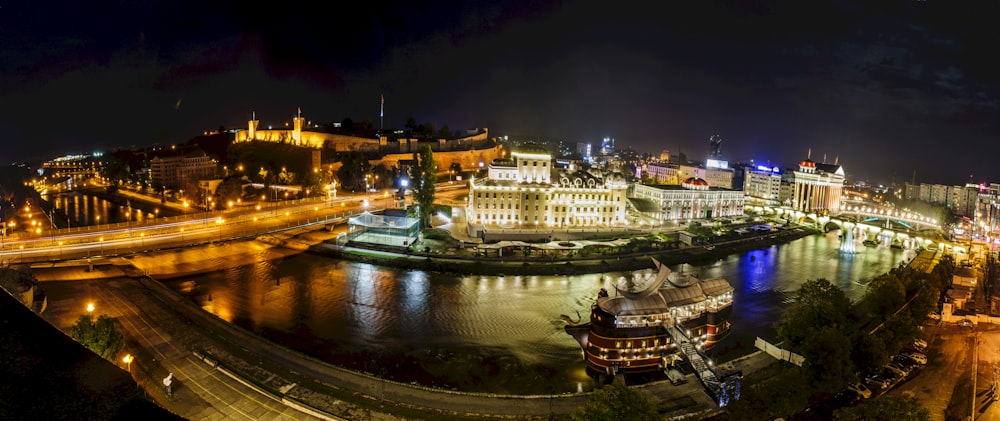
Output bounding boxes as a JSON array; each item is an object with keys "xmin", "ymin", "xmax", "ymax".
[
  {"xmin": 958, "ymin": 319, "xmax": 974, "ymax": 328},
  {"xmin": 913, "ymin": 338, "xmax": 928, "ymax": 349},
  {"xmin": 885, "ymin": 362, "xmax": 911, "ymax": 377},
  {"xmin": 834, "ymin": 389, "xmax": 861, "ymax": 405},
  {"xmin": 881, "ymin": 367, "xmax": 903, "ymax": 382},
  {"xmin": 865, "ymin": 374, "xmax": 891, "ymax": 389},
  {"xmin": 893, "ymin": 355, "xmax": 918, "ymax": 370},
  {"xmin": 847, "ymin": 382, "xmax": 872, "ymax": 399},
  {"xmin": 901, "ymin": 352, "xmax": 927, "ymax": 365}
]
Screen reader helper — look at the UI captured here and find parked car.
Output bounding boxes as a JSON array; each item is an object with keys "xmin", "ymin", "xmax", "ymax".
[
  {"xmin": 886, "ymin": 362, "xmax": 911, "ymax": 377},
  {"xmin": 901, "ymin": 352, "xmax": 927, "ymax": 365},
  {"xmin": 913, "ymin": 338, "xmax": 928, "ymax": 349},
  {"xmin": 865, "ymin": 374, "xmax": 891, "ymax": 389},
  {"xmin": 881, "ymin": 367, "xmax": 903, "ymax": 382},
  {"xmin": 893, "ymin": 355, "xmax": 918, "ymax": 370},
  {"xmin": 848, "ymin": 382, "xmax": 872, "ymax": 399},
  {"xmin": 958, "ymin": 319, "xmax": 974, "ymax": 328}
]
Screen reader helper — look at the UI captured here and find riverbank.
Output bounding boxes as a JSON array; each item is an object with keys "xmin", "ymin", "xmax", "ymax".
[{"xmin": 312, "ymin": 226, "xmax": 818, "ymax": 276}]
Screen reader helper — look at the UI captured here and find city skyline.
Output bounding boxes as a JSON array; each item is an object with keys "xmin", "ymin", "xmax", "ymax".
[{"xmin": 3, "ymin": 1, "xmax": 1000, "ymax": 185}]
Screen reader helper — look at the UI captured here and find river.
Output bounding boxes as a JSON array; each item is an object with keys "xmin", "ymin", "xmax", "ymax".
[{"xmin": 159, "ymin": 230, "xmax": 911, "ymax": 395}]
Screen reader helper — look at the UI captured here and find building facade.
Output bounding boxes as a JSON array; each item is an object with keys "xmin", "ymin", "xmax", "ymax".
[
  {"xmin": 149, "ymin": 152, "xmax": 217, "ymax": 190},
  {"xmin": 466, "ymin": 150, "xmax": 629, "ymax": 231},
  {"xmin": 780, "ymin": 159, "xmax": 845, "ymax": 213},
  {"xmin": 630, "ymin": 178, "xmax": 745, "ymax": 221},
  {"xmin": 742, "ymin": 165, "xmax": 783, "ymax": 206}
]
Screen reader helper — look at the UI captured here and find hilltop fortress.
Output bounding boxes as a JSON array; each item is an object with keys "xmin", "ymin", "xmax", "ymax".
[{"xmin": 233, "ymin": 110, "xmax": 503, "ymax": 174}]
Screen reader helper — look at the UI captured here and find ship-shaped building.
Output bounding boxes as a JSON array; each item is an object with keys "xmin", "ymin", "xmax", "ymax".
[{"xmin": 566, "ymin": 258, "xmax": 733, "ymax": 377}]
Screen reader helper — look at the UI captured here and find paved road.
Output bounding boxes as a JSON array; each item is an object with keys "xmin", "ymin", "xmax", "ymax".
[
  {"xmin": 51, "ymin": 277, "xmax": 327, "ymax": 421},
  {"xmin": 888, "ymin": 321, "xmax": 979, "ymax": 421}
]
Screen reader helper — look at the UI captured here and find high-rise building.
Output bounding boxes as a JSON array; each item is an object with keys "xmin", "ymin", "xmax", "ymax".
[{"xmin": 742, "ymin": 164, "xmax": 783, "ymax": 206}]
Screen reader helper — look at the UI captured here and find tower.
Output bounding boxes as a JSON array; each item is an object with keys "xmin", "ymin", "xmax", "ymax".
[
  {"xmin": 292, "ymin": 107, "xmax": 305, "ymax": 145},
  {"xmin": 709, "ymin": 135, "xmax": 723, "ymax": 160},
  {"xmin": 248, "ymin": 111, "xmax": 259, "ymax": 141}
]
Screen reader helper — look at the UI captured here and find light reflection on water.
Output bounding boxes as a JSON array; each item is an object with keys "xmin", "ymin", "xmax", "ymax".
[{"xmin": 164, "ymin": 231, "xmax": 907, "ymax": 394}]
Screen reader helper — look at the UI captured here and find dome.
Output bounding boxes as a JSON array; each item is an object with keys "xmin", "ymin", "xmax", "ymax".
[
  {"xmin": 799, "ymin": 159, "xmax": 816, "ymax": 168},
  {"xmin": 682, "ymin": 177, "xmax": 710, "ymax": 190}
]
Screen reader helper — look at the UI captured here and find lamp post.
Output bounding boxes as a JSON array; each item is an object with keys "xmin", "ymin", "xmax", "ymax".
[
  {"xmin": 87, "ymin": 302, "xmax": 94, "ymax": 315},
  {"xmin": 122, "ymin": 354, "xmax": 133, "ymax": 372}
]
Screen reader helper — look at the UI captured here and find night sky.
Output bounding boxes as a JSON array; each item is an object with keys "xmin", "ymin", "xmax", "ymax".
[{"xmin": 2, "ymin": 1, "xmax": 999, "ymax": 185}]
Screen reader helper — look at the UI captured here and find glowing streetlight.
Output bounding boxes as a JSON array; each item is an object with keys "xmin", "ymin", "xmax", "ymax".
[
  {"xmin": 87, "ymin": 303, "xmax": 95, "ymax": 314},
  {"xmin": 122, "ymin": 354, "xmax": 133, "ymax": 372}
]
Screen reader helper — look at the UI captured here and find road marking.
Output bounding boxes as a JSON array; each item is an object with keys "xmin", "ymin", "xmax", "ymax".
[{"xmin": 95, "ymin": 284, "xmax": 307, "ymax": 420}]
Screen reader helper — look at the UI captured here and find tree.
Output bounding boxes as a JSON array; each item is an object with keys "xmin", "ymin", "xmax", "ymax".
[
  {"xmin": 336, "ymin": 151, "xmax": 373, "ymax": 192},
  {"xmin": 862, "ymin": 273, "xmax": 906, "ymax": 322},
  {"xmin": 727, "ymin": 369, "xmax": 810, "ymax": 421},
  {"xmin": 215, "ymin": 177, "xmax": 244, "ymax": 203},
  {"xmin": 71, "ymin": 314, "xmax": 125, "ymax": 362},
  {"xmin": 835, "ymin": 394, "xmax": 931, "ymax": 421},
  {"xmin": 777, "ymin": 279, "xmax": 852, "ymax": 348},
  {"xmin": 800, "ymin": 326, "xmax": 855, "ymax": 393},
  {"xmin": 411, "ymin": 146, "xmax": 437, "ymax": 228},
  {"xmin": 449, "ymin": 162, "xmax": 462, "ymax": 178},
  {"xmin": 572, "ymin": 380, "xmax": 658, "ymax": 421}
]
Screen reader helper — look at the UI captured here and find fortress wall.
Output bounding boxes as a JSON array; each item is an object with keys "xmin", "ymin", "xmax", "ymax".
[
  {"xmin": 373, "ymin": 144, "xmax": 503, "ymax": 175},
  {"xmin": 235, "ymin": 130, "xmax": 380, "ymax": 151}
]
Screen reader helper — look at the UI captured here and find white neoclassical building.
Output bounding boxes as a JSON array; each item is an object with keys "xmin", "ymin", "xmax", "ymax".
[
  {"xmin": 631, "ymin": 177, "xmax": 745, "ymax": 221},
  {"xmin": 466, "ymin": 150, "xmax": 629, "ymax": 233},
  {"xmin": 779, "ymin": 159, "xmax": 845, "ymax": 213}
]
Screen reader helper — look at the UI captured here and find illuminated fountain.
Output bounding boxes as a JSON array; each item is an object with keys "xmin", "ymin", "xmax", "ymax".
[{"xmin": 840, "ymin": 226, "xmax": 857, "ymax": 254}]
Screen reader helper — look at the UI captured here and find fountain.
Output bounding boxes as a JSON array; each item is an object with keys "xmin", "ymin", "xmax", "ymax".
[{"xmin": 840, "ymin": 226, "xmax": 857, "ymax": 254}]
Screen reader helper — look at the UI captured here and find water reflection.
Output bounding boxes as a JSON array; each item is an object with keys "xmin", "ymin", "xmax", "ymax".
[
  {"xmin": 45, "ymin": 191, "xmax": 165, "ymax": 226},
  {"xmin": 164, "ymin": 230, "xmax": 907, "ymax": 394}
]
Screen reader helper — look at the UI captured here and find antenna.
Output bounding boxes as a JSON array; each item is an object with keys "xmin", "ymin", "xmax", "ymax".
[{"xmin": 807, "ymin": 148, "xmax": 812, "ymax": 160}]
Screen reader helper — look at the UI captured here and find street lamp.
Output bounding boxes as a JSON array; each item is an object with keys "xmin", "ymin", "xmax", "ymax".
[
  {"xmin": 87, "ymin": 302, "xmax": 94, "ymax": 315},
  {"xmin": 122, "ymin": 354, "xmax": 133, "ymax": 372}
]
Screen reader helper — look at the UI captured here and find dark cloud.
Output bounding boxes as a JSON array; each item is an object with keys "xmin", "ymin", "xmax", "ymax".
[{"xmin": 2, "ymin": 0, "xmax": 999, "ymax": 185}]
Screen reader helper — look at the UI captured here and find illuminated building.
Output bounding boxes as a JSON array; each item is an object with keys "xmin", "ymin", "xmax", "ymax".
[
  {"xmin": 570, "ymin": 258, "xmax": 733, "ymax": 376},
  {"xmin": 149, "ymin": 151, "xmax": 217, "ymax": 190},
  {"xmin": 780, "ymin": 158, "xmax": 845, "ymax": 213},
  {"xmin": 742, "ymin": 164, "xmax": 783, "ymax": 206},
  {"xmin": 630, "ymin": 178, "xmax": 745, "ymax": 221},
  {"xmin": 465, "ymin": 148, "xmax": 628, "ymax": 235},
  {"xmin": 644, "ymin": 162, "xmax": 734, "ymax": 190}
]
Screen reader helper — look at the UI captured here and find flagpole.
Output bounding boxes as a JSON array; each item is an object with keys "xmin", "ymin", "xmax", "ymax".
[{"xmin": 380, "ymin": 94, "xmax": 384, "ymax": 132}]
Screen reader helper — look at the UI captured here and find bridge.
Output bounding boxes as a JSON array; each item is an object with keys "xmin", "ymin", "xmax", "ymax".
[
  {"xmin": 0, "ymin": 196, "xmax": 372, "ymax": 264},
  {"xmin": 747, "ymin": 204, "xmax": 951, "ymax": 251}
]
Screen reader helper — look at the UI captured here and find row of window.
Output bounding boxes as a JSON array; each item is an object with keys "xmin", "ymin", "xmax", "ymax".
[{"xmin": 475, "ymin": 214, "xmax": 619, "ymax": 223}]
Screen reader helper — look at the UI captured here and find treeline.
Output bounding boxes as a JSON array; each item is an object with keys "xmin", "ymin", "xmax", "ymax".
[{"xmin": 726, "ymin": 255, "xmax": 955, "ymax": 420}]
